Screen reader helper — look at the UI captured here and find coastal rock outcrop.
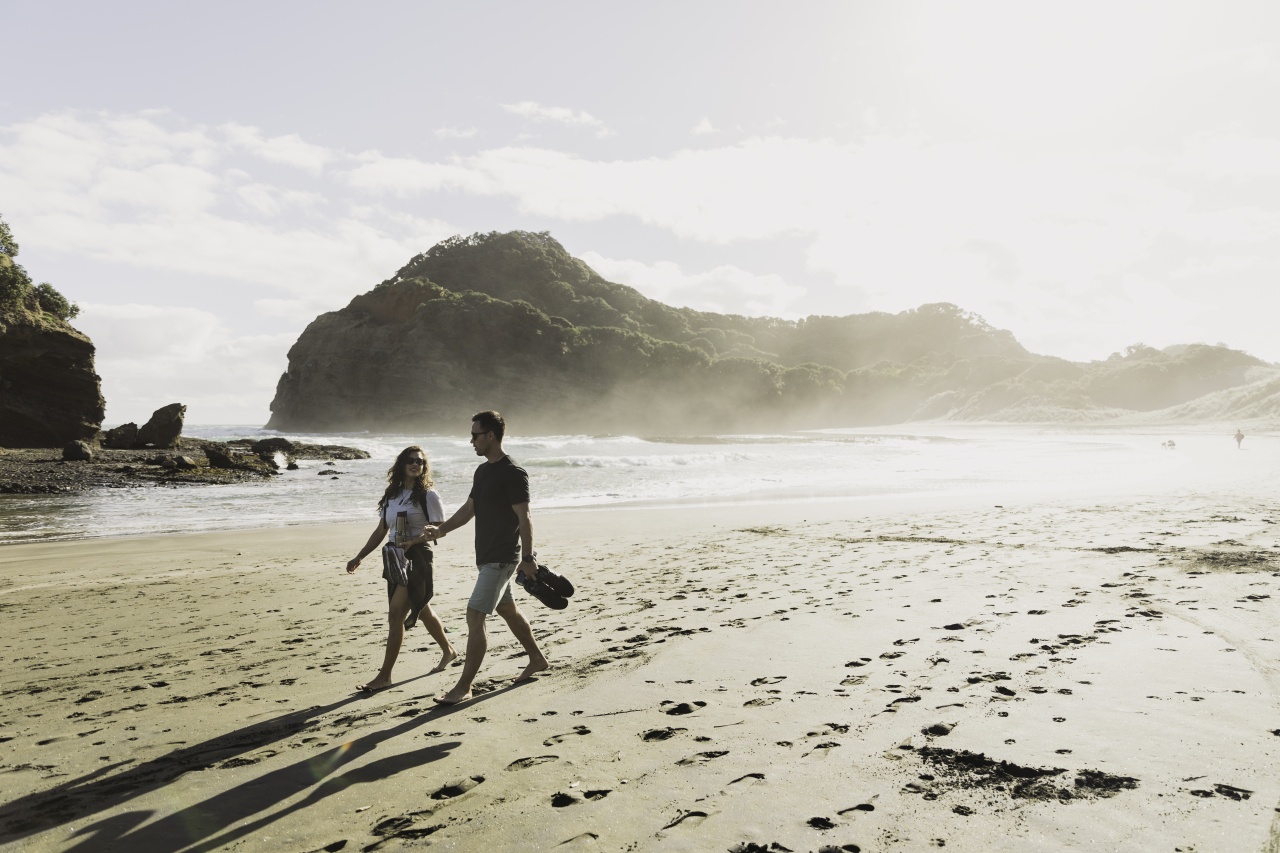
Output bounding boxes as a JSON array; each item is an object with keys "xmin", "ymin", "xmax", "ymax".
[
  {"xmin": 0, "ymin": 217, "xmax": 105, "ymax": 448},
  {"xmin": 0, "ymin": 311, "xmax": 105, "ymax": 447}
]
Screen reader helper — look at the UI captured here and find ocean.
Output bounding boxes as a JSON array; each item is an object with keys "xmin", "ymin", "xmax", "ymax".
[{"xmin": 0, "ymin": 425, "xmax": 1259, "ymax": 545}]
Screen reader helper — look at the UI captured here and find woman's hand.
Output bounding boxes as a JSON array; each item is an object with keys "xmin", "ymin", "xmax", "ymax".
[{"xmin": 346, "ymin": 557, "xmax": 361, "ymax": 574}]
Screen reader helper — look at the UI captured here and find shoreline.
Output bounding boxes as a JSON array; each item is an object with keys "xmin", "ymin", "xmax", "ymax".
[{"xmin": 2, "ymin": 423, "xmax": 1269, "ymax": 546}]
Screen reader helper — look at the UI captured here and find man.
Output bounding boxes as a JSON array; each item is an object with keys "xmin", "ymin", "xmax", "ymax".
[{"xmin": 430, "ymin": 410, "xmax": 549, "ymax": 704}]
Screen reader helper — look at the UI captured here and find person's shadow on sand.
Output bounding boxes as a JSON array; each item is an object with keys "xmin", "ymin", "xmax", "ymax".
[{"xmin": 51, "ymin": 684, "xmax": 520, "ymax": 853}]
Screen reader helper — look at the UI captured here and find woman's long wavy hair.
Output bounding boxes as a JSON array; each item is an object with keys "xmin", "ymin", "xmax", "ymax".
[{"xmin": 378, "ymin": 445, "xmax": 432, "ymax": 514}]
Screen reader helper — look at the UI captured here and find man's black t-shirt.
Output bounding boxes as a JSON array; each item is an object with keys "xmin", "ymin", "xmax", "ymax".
[{"xmin": 469, "ymin": 455, "xmax": 530, "ymax": 565}]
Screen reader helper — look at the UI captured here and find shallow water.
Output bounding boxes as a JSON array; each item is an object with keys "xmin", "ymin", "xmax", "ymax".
[{"xmin": 0, "ymin": 424, "xmax": 1261, "ymax": 545}]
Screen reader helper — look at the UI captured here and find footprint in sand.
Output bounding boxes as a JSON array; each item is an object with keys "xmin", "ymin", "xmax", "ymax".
[
  {"xmin": 744, "ymin": 697, "xmax": 780, "ymax": 707},
  {"xmin": 544, "ymin": 726, "xmax": 591, "ymax": 746},
  {"xmin": 662, "ymin": 810, "xmax": 708, "ymax": 829},
  {"xmin": 750, "ymin": 676, "xmax": 786, "ymax": 686},
  {"xmin": 506, "ymin": 755, "xmax": 558, "ymax": 770},
  {"xmin": 837, "ymin": 804, "xmax": 875, "ymax": 814},
  {"xmin": 431, "ymin": 776, "xmax": 484, "ymax": 799},
  {"xmin": 663, "ymin": 701, "xmax": 707, "ymax": 715},
  {"xmin": 642, "ymin": 727, "xmax": 686, "ymax": 741},
  {"xmin": 676, "ymin": 750, "xmax": 729, "ymax": 765}
]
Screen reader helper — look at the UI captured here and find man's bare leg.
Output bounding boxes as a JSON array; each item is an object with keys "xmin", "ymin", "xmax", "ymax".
[
  {"xmin": 359, "ymin": 586, "xmax": 412, "ymax": 692},
  {"xmin": 417, "ymin": 603, "xmax": 457, "ymax": 673},
  {"xmin": 437, "ymin": 607, "xmax": 487, "ymax": 703},
  {"xmin": 496, "ymin": 599, "xmax": 549, "ymax": 682}
]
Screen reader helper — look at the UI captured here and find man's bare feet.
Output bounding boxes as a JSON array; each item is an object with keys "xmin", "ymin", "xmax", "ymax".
[
  {"xmin": 514, "ymin": 656, "xmax": 550, "ymax": 684},
  {"xmin": 434, "ymin": 689, "xmax": 472, "ymax": 706},
  {"xmin": 356, "ymin": 678, "xmax": 392, "ymax": 694},
  {"xmin": 430, "ymin": 648, "xmax": 459, "ymax": 674}
]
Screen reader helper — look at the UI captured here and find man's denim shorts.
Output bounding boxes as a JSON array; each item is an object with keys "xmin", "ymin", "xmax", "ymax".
[{"xmin": 468, "ymin": 562, "xmax": 518, "ymax": 615}]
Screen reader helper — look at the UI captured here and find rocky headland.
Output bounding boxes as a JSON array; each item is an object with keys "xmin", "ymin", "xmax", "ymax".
[
  {"xmin": 0, "ymin": 219, "xmax": 105, "ymax": 447},
  {"xmin": 268, "ymin": 231, "xmax": 1280, "ymax": 434}
]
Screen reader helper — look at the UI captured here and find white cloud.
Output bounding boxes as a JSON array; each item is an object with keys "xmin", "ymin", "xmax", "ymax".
[
  {"xmin": 692, "ymin": 117, "xmax": 718, "ymax": 136},
  {"xmin": 221, "ymin": 123, "xmax": 336, "ymax": 173},
  {"xmin": 580, "ymin": 251, "xmax": 806, "ymax": 318},
  {"xmin": 435, "ymin": 126, "xmax": 478, "ymax": 139},
  {"xmin": 1175, "ymin": 133, "xmax": 1280, "ymax": 178},
  {"xmin": 501, "ymin": 101, "xmax": 612, "ymax": 136},
  {"xmin": 0, "ymin": 112, "xmax": 456, "ymax": 303}
]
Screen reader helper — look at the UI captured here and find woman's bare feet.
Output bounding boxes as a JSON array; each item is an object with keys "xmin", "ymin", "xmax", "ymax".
[
  {"xmin": 514, "ymin": 656, "xmax": 550, "ymax": 684},
  {"xmin": 356, "ymin": 678, "xmax": 392, "ymax": 694},
  {"xmin": 434, "ymin": 689, "xmax": 472, "ymax": 705},
  {"xmin": 430, "ymin": 648, "xmax": 458, "ymax": 674}
]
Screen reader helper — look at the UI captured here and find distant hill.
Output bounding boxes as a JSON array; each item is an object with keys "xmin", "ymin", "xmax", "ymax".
[{"xmin": 267, "ymin": 231, "xmax": 1273, "ymax": 433}]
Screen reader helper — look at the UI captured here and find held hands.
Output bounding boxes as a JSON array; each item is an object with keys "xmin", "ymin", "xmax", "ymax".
[{"xmin": 424, "ymin": 524, "xmax": 446, "ymax": 541}]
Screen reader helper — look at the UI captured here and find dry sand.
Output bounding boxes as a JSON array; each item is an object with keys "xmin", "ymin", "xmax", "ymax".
[{"xmin": 2, "ymin": 482, "xmax": 1279, "ymax": 852}]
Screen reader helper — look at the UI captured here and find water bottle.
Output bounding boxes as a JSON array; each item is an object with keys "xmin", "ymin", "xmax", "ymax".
[{"xmin": 395, "ymin": 510, "xmax": 408, "ymax": 548}]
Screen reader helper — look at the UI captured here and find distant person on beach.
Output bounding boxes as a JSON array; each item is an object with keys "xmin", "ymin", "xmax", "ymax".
[
  {"xmin": 428, "ymin": 410, "xmax": 549, "ymax": 704},
  {"xmin": 1235, "ymin": 429, "xmax": 1245, "ymax": 449},
  {"xmin": 346, "ymin": 445, "xmax": 457, "ymax": 693}
]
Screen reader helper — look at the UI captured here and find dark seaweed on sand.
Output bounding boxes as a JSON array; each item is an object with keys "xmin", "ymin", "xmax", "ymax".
[{"xmin": 914, "ymin": 747, "xmax": 1138, "ymax": 803}]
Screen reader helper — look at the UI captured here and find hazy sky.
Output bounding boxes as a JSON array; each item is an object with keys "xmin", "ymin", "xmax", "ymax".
[{"xmin": 4, "ymin": 1, "xmax": 1279, "ymax": 424}]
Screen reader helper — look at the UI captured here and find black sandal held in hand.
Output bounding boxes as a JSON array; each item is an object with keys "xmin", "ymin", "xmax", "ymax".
[
  {"xmin": 515, "ymin": 571, "xmax": 569, "ymax": 610},
  {"xmin": 536, "ymin": 563, "xmax": 575, "ymax": 598}
]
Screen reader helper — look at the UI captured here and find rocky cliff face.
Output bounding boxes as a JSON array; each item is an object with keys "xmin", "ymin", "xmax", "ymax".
[{"xmin": 0, "ymin": 314, "xmax": 105, "ymax": 447}]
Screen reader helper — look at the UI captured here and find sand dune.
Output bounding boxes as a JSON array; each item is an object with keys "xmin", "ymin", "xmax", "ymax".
[{"xmin": 1, "ymin": 482, "xmax": 1279, "ymax": 852}]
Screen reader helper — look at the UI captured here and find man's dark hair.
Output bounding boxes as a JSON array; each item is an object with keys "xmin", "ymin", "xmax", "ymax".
[{"xmin": 472, "ymin": 410, "xmax": 505, "ymax": 442}]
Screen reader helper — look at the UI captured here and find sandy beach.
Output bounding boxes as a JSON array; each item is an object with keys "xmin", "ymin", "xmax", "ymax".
[{"xmin": 2, "ymin": 473, "xmax": 1279, "ymax": 852}]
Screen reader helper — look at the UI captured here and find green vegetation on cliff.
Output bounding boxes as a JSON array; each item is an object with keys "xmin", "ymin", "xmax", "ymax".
[
  {"xmin": 268, "ymin": 231, "xmax": 1274, "ymax": 433},
  {"xmin": 0, "ymin": 214, "xmax": 80, "ymax": 326}
]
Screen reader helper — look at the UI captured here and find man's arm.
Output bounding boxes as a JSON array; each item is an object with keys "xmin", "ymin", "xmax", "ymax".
[
  {"xmin": 513, "ymin": 502, "xmax": 536, "ymax": 579},
  {"xmin": 430, "ymin": 497, "xmax": 475, "ymax": 539}
]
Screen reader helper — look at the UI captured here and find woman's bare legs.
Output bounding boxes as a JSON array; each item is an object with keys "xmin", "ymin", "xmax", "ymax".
[
  {"xmin": 417, "ymin": 603, "xmax": 458, "ymax": 672},
  {"xmin": 357, "ymin": 584, "xmax": 413, "ymax": 692}
]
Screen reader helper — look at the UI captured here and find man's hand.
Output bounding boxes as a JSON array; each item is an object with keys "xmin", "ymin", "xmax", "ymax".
[
  {"xmin": 519, "ymin": 559, "xmax": 538, "ymax": 580},
  {"xmin": 425, "ymin": 524, "xmax": 445, "ymax": 540},
  {"xmin": 346, "ymin": 558, "xmax": 361, "ymax": 574}
]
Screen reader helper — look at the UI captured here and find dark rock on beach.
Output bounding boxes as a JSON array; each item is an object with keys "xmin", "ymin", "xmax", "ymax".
[
  {"xmin": 62, "ymin": 440, "xmax": 93, "ymax": 461},
  {"xmin": 102, "ymin": 422, "xmax": 139, "ymax": 449},
  {"xmin": 0, "ymin": 438, "xmax": 368, "ymax": 494},
  {"xmin": 136, "ymin": 403, "xmax": 186, "ymax": 449}
]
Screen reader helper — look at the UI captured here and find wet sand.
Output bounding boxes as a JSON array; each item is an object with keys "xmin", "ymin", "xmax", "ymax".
[{"xmin": 1, "ymin": 484, "xmax": 1279, "ymax": 852}]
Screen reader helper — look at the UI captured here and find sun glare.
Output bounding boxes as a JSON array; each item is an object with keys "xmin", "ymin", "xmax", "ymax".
[{"xmin": 906, "ymin": 1, "xmax": 1192, "ymax": 137}]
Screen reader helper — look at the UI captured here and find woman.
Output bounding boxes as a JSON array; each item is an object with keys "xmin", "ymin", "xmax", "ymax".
[{"xmin": 346, "ymin": 445, "xmax": 457, "ymax": 693}]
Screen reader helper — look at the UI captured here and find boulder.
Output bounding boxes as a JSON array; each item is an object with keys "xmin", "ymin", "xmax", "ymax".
[
  {"xmin": 173, "ymin": 455, "xmax": 199, "ymax": 470},
  {"xmin": 62, "ymin": 440, "xmax": 93, "ymax": 461},
  {"xmin": 204, "ymin": 444, "xmax": 240, "ymax": 469},
  {"xmin": 103, "ymin": 422, "xmax": 139, "ymax": 449},
  {"xmin": 136, "ymin": 403, "xmax": 186, "ymax": 449},
  {"xmin": 250, "ymin": 437, "xmax": 295, "ymax": 455}
]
